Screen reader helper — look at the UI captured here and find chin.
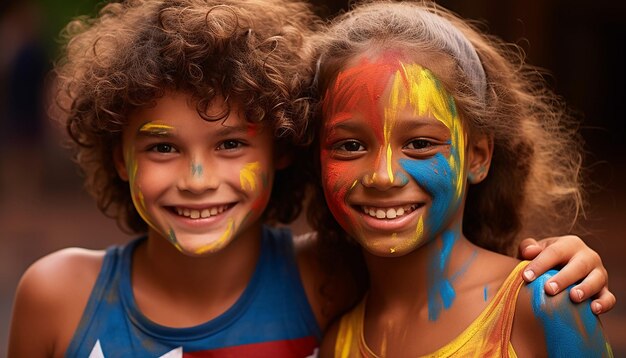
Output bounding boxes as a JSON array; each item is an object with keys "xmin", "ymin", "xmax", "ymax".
[
  {"xmin": 170, "ymin": 230, "xmax": 236, "ymax": 256},
  {"xmin": 356, "ymin": 230, "xmax": 430, "ymax": 258}
]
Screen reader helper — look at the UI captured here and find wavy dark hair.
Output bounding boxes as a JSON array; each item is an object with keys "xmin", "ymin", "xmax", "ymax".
[{"xmin": 53, "ymin": 0, "xmax": 320, "ymax": 233}]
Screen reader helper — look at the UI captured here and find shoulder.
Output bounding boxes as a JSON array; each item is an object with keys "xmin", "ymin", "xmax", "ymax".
[
  {"xmin": 9, "ymin": 247, "xmax": 106, "ymax": 357},
  {"xmin": 512, "ymin": 269, "xmax": 612, "ymax": 357},
  {"xmin": 294, "ymin": 231, "xmax": 363, "ymax": 332},
  {"xmin": 319, "ymin": 319, "xmax": 341, "ymax": 358},
  {"xmin": 18, "ymin": 247, "xmax": 106, "ymax": 299},
  {"xmin": 293, "ymin": 232, "xmax": 328, "ymax": 328}
]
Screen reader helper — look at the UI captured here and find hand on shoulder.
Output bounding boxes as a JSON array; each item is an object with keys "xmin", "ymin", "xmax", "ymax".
[
  {"xmin": 512, "ymin": 269, "xmax": 613, "ymax": 357},
  {"xmin": 9, "ymin": 247, "xmax": 105, "ymax": 357}
]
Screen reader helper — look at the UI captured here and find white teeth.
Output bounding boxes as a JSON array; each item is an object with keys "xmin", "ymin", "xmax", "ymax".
[
  {"xmin": 376, "ymin": 209, "xmax": 385, "ymax": 219},
  {"xmin": 362, "ymin": 205, "xmax": 418, "ymax": 219},
  {"xmin": 176, "ymin": 205, "xmax": 229, "ymax": 219}
]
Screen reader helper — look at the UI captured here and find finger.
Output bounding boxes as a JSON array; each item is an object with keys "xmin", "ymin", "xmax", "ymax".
[
  {"xmin": 542, "ymin": 255, "xmax": 595, "ymax": 295},
  {"xmin": 522, "ymin": 243, "xmax": 571, "ymax": 283},
  {"xmin": 569, "ymin": 268, "xmax": 607, "ymax": 302},
  {"xmin": 591, "ymin": 287, "xmax": 616, "ymax": 315},
  {"xmin": 518, "ymin": 238, "xmax": 543, "ymax": 260}
]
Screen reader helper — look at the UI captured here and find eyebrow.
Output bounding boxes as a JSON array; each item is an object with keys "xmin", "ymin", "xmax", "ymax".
[
  {"xmin": 214, "ymin": 124, "xmax": 250, "ymax": 137},
  {"xmin": 325, "ymin": 112, "xmax": 358, "ymax": 131},
  {"xmin": 395, "ymin": 117, "xmax": 448, "ymax": 132}
]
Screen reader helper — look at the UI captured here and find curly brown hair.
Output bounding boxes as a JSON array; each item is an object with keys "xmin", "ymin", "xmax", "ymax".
[
  {"xmin": 308, "ymin": 0, "xmax": 584, "ymax": 256},
  {"xmin": 53, "ymin": 0, "xmax": 320, "ymax": 233}
]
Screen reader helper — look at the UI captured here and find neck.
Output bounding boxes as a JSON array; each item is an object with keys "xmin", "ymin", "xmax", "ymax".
[
  {"xmin": 364, "ymin": 226, "xmax": 477, "ymax": 320},
  {"xmin": 136, "ymin": 222, "xmax": 263, "ymax": 299}
]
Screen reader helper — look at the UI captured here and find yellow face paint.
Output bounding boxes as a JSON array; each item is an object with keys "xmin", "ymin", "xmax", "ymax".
[
  {"xmin": 239, "ymin": 162, "xmax": 261, "ymax": 192},
  {"xmin": 194, "ymin": 218, "xmax": 235, "ymax": 254},
  {"xmin": 124, "ymin": 144, "xmax": 158, "ymax": 229},
  {"xmin": 138, "ymin": 122, "xmax": 175, "ymax": 135},
  {"xmin": 398, "ymin": 64, "xmax": 465, "ymax": 200}
]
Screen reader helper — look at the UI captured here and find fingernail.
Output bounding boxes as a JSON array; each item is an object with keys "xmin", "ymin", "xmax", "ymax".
[
  {"xmin": 592, "ymin": 302, "xmax": 602, "ymax": 314},
  {"xmin": 523, "ymin": 269, "xmax": 535, "ymax": 281},
  {"xmin": 575, "ymin": 288, "xmax": 584, "ymax": 301},
  {"xmin": 548, "ymin": 281, "xmax": 559, "ymax": 294}
]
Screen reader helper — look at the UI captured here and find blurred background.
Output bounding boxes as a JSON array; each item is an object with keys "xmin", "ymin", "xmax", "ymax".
[{"xmin": 1, "ymin": 0, "xmax": 624, "ymax": 354}]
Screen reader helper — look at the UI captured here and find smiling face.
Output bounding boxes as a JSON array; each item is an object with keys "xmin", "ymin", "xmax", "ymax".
[
  {"xmin": 115, "ymin": 92, "xmax": 276, "ymax": 256},
  {"xmin": 320, "ymin": 54, "xmax": 468, "ymax": 257}
]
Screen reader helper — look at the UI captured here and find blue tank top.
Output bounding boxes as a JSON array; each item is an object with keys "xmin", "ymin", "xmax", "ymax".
[{"xmin": 66, "ymin": 226, "xmax": 321, "ymax": 357}]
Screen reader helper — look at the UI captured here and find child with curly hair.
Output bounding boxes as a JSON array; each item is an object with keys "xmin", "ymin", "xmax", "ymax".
[
  {"xmin": 7, "ymin": 0, "xmax": 614, "ymax": 357},
  {"xmin": 9, "ymin": 0, "xmax": 327, "ymax": 356},
  {"xmin": 310, "ymin": 1, "xmax": 613, "ymax": 356}
]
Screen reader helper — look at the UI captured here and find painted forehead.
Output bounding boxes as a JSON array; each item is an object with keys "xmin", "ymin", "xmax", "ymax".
[{"xmin": 322, "ymin": 53, "xmax": 459, "ymax": 129}]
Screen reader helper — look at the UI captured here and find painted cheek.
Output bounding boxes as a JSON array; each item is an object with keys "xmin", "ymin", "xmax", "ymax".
[
  {"xmin": 240, "ymin": 162, "xmax": 261, "ymax": 192},
  {"xmin": 399, "ymin": 153, "xmax": 460, "ymax": 235},
  {"xmin": 239, "ymin": 162, "xmax": 270, "ymax": 218},
  {"xmin": 125, "ymin": 147, "xmax": 156, "ymax": 229},
  {"xmin": 321, "ymin": 151, "xmax": 358, "ymax": 230}
]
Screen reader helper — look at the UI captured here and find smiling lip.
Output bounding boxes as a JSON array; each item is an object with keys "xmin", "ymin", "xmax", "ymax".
[
  {"xmin": 352, "ymin": 202, "xmax": 425, "ymax": 232},
  {"xmin": 165, "ymin": 203, "xmax": 235, "ymax": 224}
]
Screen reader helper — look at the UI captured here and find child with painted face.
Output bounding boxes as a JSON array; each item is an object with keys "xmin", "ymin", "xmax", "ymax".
[
  {"xmin": 8, "ymin": 0, "xmax": 329, "ymax": 356},
  {"xmin": 6, "ymin": 0, "xmax": 614, "ymax": 357},
  {"xmin": 311, "ymin": 2, "xmax": 613, "ymax": 357}
]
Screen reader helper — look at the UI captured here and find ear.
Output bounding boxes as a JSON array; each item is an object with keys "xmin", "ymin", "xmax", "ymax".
[
  {"xmin": 114, "ymin": 144, "xmax": 129, "ymax": 181},
  {"xmin": 466, "ymin": 134, "xmax": 493, "ymax": 184}
]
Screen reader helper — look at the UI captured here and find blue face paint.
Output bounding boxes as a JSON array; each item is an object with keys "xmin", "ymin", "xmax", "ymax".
[
  {"xmin": 400, "ymin": 153, "xmax": 459, "ymax": 236},
  {"xmin": 528, "ymin": 270, "xmax": 612, "ymax": 357},
  {"xmin": 426, "ymin": 230, "xmax": 457, "ymax": 321},
  {"xmin": 483, "ymin": 285, "xmax": 489, "ymax": 302},
  {"xmin": 401, "ymin": 153, "xmax": 465, "ymax": 321},
  {"xmin": 191, "ymin": 163, "xmax": 203, "ymax": 177}
]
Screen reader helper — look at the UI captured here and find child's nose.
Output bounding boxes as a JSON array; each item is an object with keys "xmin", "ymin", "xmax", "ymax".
[
  {"xmin": 177, "ymin": 158, "xmax": 219, "ymax": 194},
  {"xmin": 361, "ymin": 146, "xmax": 405, "ymax": 190}
]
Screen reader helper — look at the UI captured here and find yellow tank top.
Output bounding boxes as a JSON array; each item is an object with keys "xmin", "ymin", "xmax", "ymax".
[{"xmin": 334, "ymin": 261, "xmax": 530, "ymax": 357}]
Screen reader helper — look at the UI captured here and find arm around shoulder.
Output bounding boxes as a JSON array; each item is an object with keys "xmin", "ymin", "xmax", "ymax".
[
  {"xmin": 512, "ymin": 269, "xmax": 613, "ymax": 357},
  {"xmin": 8, "ymin": 247, "xmax": 105, "ymax": 357}
]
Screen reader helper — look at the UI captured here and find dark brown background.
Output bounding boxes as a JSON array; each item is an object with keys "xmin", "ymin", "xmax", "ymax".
[{"xmin": 1, "ymin": 0, "xmax": 624, "ymax": 354}]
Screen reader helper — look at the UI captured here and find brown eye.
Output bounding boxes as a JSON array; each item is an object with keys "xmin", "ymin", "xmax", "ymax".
[
  {"xmin": 149, "ymin": 143, "xmax": 176, "ymax": 153},
  {"xmin": 405, "ymin": 139, "xmax": 433, "ymax": 150},
  {"xmin": 338, "ymin": 140, "xmax": 365, "ymax": 152},
  {"xmin": 217, "ymin": 140, "xmax": 244, "ymax": 150}
]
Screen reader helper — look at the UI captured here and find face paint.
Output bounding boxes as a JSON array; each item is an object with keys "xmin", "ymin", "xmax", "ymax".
[
  {"xmin": 193, "ymin": 218, "xmax": 235, "ymax": 254},
  {"xmin": 528, "ymin": 270, "xmax": 613, "ymax": 356},
  {"xmin": 124, "ymin": 137, "xmax": 157, "ymax": 230},
  {"xmin": 138, "ymin": 123, "xmax": 175, "ymax": 136},
  {"xmin": 321, "ymin": 55, "xmax": 473, "ymax": 320},
  {"xmin": 321, "ymin": 56, "xmax": 467, "ymax": 252},
  {"xmin": 240, "ymin": 162, "xmax": 261, "ymax": 192},
  {"xmin": 121, "ymin": 93, "xmax": 278, "ymax": 256},
  {"xmin": 191, "ymin": 163, "xmax": 203, "ymax": 177}
]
